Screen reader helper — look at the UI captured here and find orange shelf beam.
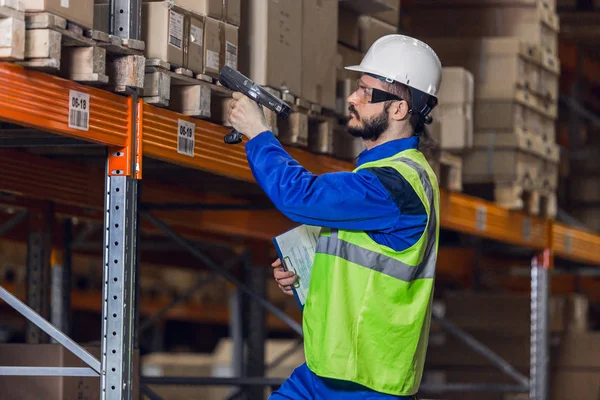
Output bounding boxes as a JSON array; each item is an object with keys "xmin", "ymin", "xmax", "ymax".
[
  {"xmin": 551, "ymin": 223, "xmax": 600, "ymax": 265},
  {"xmin": 0, "ymin": 62, "xmax": 130, "ymax": 147},
  {"xmin": 0, "ymin": 65, "xmax": 600, "ymax": 265},
  {"xmin": 141, "ymin": 103, "xmax": 255, "ymax": 181},
  {"xmin": 1, "ymin": 283, "xmax": 301, "ymax": 331},
  {"xmin": 440, "ymin": 189, "xmax": 549, "ymax": 250}
]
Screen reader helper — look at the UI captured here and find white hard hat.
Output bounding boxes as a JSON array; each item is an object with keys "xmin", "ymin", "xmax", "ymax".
[{"xmin": 346, "ymin": 34, "xmax": 442, "ymax": 116}]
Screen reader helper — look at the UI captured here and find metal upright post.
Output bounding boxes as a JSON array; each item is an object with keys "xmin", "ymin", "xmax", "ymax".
[
  {"xmin": 110, "ymin": 0, "xmax": 141, "ymax": 40},
  {"xmin": 102, "ymin": 3, "xmax": 141, "ymax": 399},
  {"xmin": 530, "ymin": 250, "xmax": 550, "ymax": 400},
  {"xmin": 26, "ymin": 202, "xmax": 53, "ymax": 344},
  {"xmin": 101, "ymin": 171, "xmax": 139, "ymax": 400},
  {"xmin": 230, "ymin": 283, "xmax": 245, "ymax": 378},
  {"xmin": 50, "ymin": 218, "xmax": 73, "ymax": 341},
  {"xmin": 245, "ymin": 261, "xmax": 266, "ymax": 400}
]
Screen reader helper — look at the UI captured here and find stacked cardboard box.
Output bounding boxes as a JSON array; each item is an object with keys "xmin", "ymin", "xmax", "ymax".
[
  {"xmin": 425, "ymin": 291, "xmax": 598, "ymax": 400},
  {"xmin": 239, "ymin": 0, "xmax": 338, "ymax": 110},
  {"xmin": 563, "ymin": 124, "xmax": 600, "ymax": 232},
  {"xmin": 141, "ymin": 0, "xmax": 239, "ymax": 77},
  {"xmin": 430, "ymin": 67, "xmax": 474, "ymax": 152},
  {"xmin": 333, "ymin": 0, "xmax": 400, "ymax": 161},
  {"xmin": 23, "ymin": 0, "xmax": 94, "ymax": 29},
  {"xmin": 403, "ymin": 0, "xmax": 561, "ymax": 217},
  {"xmin": 142, "ymin": 339, "xmax": 305, "ymax": 400}
]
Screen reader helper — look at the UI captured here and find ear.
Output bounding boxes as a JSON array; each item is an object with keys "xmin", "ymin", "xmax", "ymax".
[{"xmin": 389, "ymin": 100, "xmax": 410, "ymax": 122}]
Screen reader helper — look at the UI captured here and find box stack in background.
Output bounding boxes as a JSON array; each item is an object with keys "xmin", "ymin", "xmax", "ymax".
[
  {"xmin": 403, "ymin": 0, "xmax": 561, "ymax": 217},
  {"xmin": 333, "ymin": 0, "xmax": 400, "ymax": 161},
  {"xmin": 141, "ymin": 0, "xmax": 239, "ymax": 76},
  {"xmin": 143, "ymin": 339, "xmax": 304, "ymax": 400},
  {"xmin": 560, "ymin": 120, "xmax": 600, "ymax": 232},
  {"xmin": 136, "ymin": 0, "xmax": 240, "ymax": 119},
  {"xmin": 425, "ymin": 67, "xmax": 475, "ymax": 192},
  {"xmin": 425, "ymin": 290, "xmax": 600, "ymax": 400},
  {"xmin": 239, "ymin": 0, "xmax": 339, "ymax": 152}
]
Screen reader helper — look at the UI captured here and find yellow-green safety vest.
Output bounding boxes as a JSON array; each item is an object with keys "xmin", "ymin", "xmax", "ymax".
[{"xmin": 302, "ymin": 147, "xmax": 440, "ymax": 396}]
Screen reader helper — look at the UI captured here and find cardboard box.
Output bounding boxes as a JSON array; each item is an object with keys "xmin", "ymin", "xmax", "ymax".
[
  {"xmin": 438, "ymin": 67, "xmax": 474, "ymax": 105},
  {"xmin": 553, "ymin": 332, "xmax": 600, "ymax": 368},
  {"xmin": 427, "ymin": 37, "xmax": 551, "ymax": 102},
  {"xmin": 175, "ymin": 0, "xmax": 221, "ymax": 18},
  {"xmin": 23, "ymin": 0, "xmax": 94, "ymax": 29},
  {"xmin": 426, "ymin": 331, "xmax": 536, "ymax": 369},
  {"xmin": 403, "ymin": 6, "xmax": 559, "ymax": 55},
  {"xmin": 203, "ymin": 16, "xmax": 221, "ymax": 77},
  {"xmin": 186, "ymin": 13, "xmax": 204, "ymax": 74},
  {"xmin": 430, "ymin": 103, "xmax": 473, "ymax": 150},
  {"xmin": 225, "ymin": 0, "xmax": 240, "ymax": 26},
  {"xmin": 565, "ymin": 293, "xmax": 589, "ymax": 333},
  {"xmin": 142, "ymin": 1, "xmax": 185, "ymax": 67},
  {"xmin": 338, "ymin": 6, "xmax": 360, "ymax": 48},
  {"xmin": 221, "ymin": 21, "xmax": 238, "ymax": 71},
  {"xmin": 373, "ymin": 0, "xmax": 401, "ymax": 25},
  {"xmin": 0, "ymin": 344, "xmax": 139, "ymax": 400},
  {"xmin": 239, "ymin": 0, "xmax": 302, "ymax": 96},
  {"xmin": 93, "ymin": 3, "xmax": 109, "ymax": 32},
  {"xmin": 572, "ymin": 207, "xmax": 600, "ymax": 232},
  {"xmin": 175, "ymin": 0, "xmax": 240, "ymax": 25},
  {"xmin": 474, "ymin": 99, "xmax": 547, "ymax": 139},
  {"xmin": 444, "ymin": 291, "xmax": 566, "ymax": 334},
  {"xmin": 358, "ymin": 15, "xmax": 397, "ymax": 52},
  {"xmin": 570, "ymin": 176, "xmax": 600, "ymax": 204},
  {"xmin": 337, "ymin": 44, "xmax": 363, "ymax": 81},
  {"xmin": 301, "ymin": 0, "xmax": 338, "ymax": 109}
]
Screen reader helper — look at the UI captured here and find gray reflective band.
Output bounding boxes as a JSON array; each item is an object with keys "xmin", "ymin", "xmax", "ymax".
[{"xmin": 316, "ymin": 157, "xmax": 438, "ymax": 282}]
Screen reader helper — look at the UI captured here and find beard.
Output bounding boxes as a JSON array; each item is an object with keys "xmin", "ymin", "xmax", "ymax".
[{"xmin": 346, "ymin": 105, "xmax": 390, "ymax": 141}]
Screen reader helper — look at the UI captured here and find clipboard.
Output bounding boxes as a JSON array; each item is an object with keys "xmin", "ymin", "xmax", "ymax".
[{"xmin": 272, "ymin": 224, "xmax": 321, "ymax": 310}]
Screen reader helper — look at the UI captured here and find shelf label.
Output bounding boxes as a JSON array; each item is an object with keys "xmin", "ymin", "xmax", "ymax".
[
  {"xmin": 68, "ymin": 90, "xmax": 90, "ymax": 131},
  {"xmin": 522, "ymin": 217, "xmax": 532, "ymax": 241},
  {"xmin": 177, "ymin": 119, "xmax": 195, "ymax": 157},
  {"xmin": 61, "ymin": 0, "xmax": 69, "ymax": 8},
  {"xmin": 476, "ymin": 206, "xmax": 487, "ymax": 231}
]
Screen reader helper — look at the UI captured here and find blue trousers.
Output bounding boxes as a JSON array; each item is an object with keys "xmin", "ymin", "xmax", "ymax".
[{"xmin": 269, "ymin": 363, "xmax": 415, "ymax": 400}]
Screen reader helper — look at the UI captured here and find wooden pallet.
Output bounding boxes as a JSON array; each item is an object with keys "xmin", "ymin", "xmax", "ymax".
[
  {"xmin": 0, "ymin": 0, "xmax": 24, "ymax": 61},
  {"xmin": 14, "ymin": 12, "xmax": 145, "ymax": 90},
  {"xmin": 463, "ymin": 181, "xmax": 542, "ymax": 215},
  {"xmin": 266, "ymin": 87, "xmax": 341, "ymax": 154},
  {"xmin": 142, "ymin": 59, "xmax": 232, "ymax": 123}
]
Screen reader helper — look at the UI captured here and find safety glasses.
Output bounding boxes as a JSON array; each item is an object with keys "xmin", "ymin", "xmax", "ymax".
[{"xmin": 353, "ymin": 79, "xmax": 405, "ymax": 105}]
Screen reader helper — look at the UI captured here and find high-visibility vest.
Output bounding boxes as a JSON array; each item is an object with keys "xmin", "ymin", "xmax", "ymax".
[{"xmin": 302, "ymin": 148, "xmax": 440, "ymax": 396}]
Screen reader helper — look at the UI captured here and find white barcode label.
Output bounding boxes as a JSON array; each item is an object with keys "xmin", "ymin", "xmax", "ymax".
[
  {"xmin": 169, "ymin": 10, "xmax": 184, "ymax": 50},
  {"xmin": 206, "ymin": 50, "xmax": 220, "ymax": 71},
  {"xmin": 190, "ymin": 25, "xmax": 203, "ymax": 45},
  {"xmin": 225, "ymin": 41, "xmax": 237, "ymax": 69},
  {"xmin": 69, "ymin": 90, "xmax": 90, "ymax": 131},
  {"xmin": 177, "ymin": 119, "xmax": 195, "ymax": 157},
  {"xmin": 61, "ymin": 0, "xmax": 69, "ymax": 7}
]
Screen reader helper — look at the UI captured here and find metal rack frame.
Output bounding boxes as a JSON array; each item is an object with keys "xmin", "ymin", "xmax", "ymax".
[{"xmin": 0, "ymin": 3, "xmax": 599, "ymax": 399}]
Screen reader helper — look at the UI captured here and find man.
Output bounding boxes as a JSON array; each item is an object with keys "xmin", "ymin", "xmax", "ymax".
[{"xmin": 228, "ymin": 34, "xmax": 442, "ymax": 399}]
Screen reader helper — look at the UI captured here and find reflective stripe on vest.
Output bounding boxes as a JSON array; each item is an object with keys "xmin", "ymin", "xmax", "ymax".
[{"xmin": 316, "ymin": 157, "xmax": 437, "ymax": 282}]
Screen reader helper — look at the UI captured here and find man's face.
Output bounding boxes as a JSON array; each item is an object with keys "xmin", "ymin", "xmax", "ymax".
[{"xmin": 346, "ymin": 75, "xmax": 390, "ymax": 141}]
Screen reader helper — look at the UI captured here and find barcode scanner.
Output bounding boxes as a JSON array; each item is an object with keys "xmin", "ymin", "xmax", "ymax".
[{"xmin": 218, "ymin": 66, "xmax": 292, "ymax": 144}]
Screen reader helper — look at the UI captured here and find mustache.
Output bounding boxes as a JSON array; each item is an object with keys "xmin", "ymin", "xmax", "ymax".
[{"xmin": 348, "ymin": 106, "xmax": 360, "ymax": 120}]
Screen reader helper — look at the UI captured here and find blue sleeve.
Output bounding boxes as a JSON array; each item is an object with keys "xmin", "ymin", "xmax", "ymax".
[{"xmin": 244, "ymin": 131, "xmax": 401, "ymax": 231}]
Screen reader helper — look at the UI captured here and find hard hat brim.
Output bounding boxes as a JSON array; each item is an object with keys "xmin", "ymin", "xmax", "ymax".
[{"xmin": 344, "ymin": 65, "xmax": 395, "ymax": 83}]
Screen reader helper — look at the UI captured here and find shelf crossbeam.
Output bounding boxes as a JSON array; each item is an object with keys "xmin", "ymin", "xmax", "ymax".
[{"xmin": 0, "ymin": 286, "xmax": 101, "ymax": 374}]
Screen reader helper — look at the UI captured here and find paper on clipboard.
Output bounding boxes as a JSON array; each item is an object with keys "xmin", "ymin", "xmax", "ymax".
[{"xmin": 272, "ymin": 225, "xmax": 321, "ymax": 309}]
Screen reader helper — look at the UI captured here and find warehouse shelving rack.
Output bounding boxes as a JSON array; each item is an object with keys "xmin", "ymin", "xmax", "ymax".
[{"xmin": 1, "ymin": 2, "xmax": 600, "ymax": 400}]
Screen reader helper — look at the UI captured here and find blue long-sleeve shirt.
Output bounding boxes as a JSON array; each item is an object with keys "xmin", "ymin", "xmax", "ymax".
[{"xmin": 245, "ymin": 131, "xmax": 427, "ymax": 251}]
